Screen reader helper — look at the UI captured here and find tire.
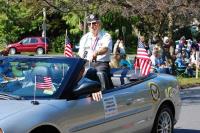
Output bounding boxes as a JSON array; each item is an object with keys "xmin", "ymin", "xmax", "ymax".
[
  {"xmin": 9, "ymin": 48, "xmax": 16, "ymax": 55},
  {"xmin": 151, "ymin": 105, "xmax": 174, "ymax": 133},
  {"xmin": 36, "ymin": 48, "xmax": 44, "ymax": 55}
]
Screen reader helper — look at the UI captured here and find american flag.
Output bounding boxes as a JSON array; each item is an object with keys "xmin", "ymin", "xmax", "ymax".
[
  {"xmin": 35, "ymin": 75, "xmax": 52, "ymax": 89},
  {"xmin": 64, "ymin": 35, "xmax": 73, "ymax": 57},
  {"xmin": 134, "ymin": 40, "xmax": 151, "ymax": 76}
]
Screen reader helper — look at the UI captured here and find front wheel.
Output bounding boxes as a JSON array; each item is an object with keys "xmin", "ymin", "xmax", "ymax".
[
  {"xmin": 36, "ymin": 48, "xmax": 44, "ymax": 55},
  {"xmin": 151, "ymin": 106, "xmax": 174, "ymax": 133},
  {"xmin": 9, "ymin": 48, "xmax": 16, "ymax": 55}
]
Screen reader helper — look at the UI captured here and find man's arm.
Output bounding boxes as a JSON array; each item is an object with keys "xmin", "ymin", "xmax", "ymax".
[{"xmin": 92, "ymin": 47, "xmax": 108, "ymax": 61}]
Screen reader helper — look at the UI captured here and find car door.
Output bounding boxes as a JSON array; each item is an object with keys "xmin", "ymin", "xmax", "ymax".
[
  {"xmin": 55, "ymin": 97, "xmax": 107, "ymax": 133},
  {"xmin": 20, "ymin": 38, "xmax": 37, "ymax": 52},
  {"xmin": 98, "ymin": 82, "xmax": 153, "ymax": 133},
  {"xmin": 26, "ymin": 38, "xmax": 38, "ymax": 52},
  {"xmin": 51, "ymin": 83, "xmax": 153, "ymax": 133},
  {"xmin": 17, "ymin": 38, "xmax": 30, "ymax": 52}
]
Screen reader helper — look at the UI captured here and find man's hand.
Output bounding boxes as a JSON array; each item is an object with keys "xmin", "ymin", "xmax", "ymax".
[
  {"xmin": 92, "ymin": 51, "xmax": 98, "ymax": 61},
  {"xmin": 92, "ymin": 91, "xmax": 103, "ymax": 102}
]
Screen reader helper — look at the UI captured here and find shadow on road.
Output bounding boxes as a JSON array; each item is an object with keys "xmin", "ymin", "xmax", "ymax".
[{"xmin": 174, "ymin": 129, "xmax": 200, "ymax": 133}]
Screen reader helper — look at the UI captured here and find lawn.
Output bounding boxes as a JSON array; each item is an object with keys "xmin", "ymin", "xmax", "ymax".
[{"xmin": 178, "ymin": 76, "xmax": 200, "ymax": 89}]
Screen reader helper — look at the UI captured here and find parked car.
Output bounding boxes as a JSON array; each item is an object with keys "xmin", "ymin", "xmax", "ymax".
[
  {"xmin": 0, "ymin": 56, "xmax": 181, "ymax": 133},
  {"xmin": 6, "ymin": 37, "xmax": 49, "ymax": 55}
]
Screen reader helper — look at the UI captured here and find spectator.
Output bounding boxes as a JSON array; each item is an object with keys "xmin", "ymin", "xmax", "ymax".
[
  {"xmin": 119, "ymin": 54, "xmax": 132, "ymax": 69},
  {"xmin": 185, "ymin": 63, "xmax": 194, "ymax": 77},
  {"xmin": 178, "ymin": 36, "xmax": 187, "ymax": 54},
  {"xmin": 110, "ymin": 38, "xmax": 125, "ymax": 68},
  {"xmin": 191, "ymin": 39, "xmax": 199, "ymax": 51},
  {"xmin": 186, "ymin": 39, "xmax": 192, "ymax": 59},
  {"xmin": 150, "ymin": 50, "xmax": 164, "ymax": 70},
  {"xmin": 175, "ymin": 53, "xmax": 187, "ymax": 68}
]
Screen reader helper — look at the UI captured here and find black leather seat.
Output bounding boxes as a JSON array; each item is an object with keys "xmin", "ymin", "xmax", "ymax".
[
  {"xmin": 96, "ymin": 71, "xmax": 112, "ymax": 90},
  {"xmin": 84, "ymin": 68, "xmax": 113, "ymax": 90}
]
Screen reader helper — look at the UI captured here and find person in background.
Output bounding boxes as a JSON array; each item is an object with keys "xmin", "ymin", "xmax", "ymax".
[
  {"xmin": 186, "ymin": 39, "xmax": 192, "ymax": 59},
  {"xmin": 175, "ymin": 53, "xmax": 187, "ymax": 68},
  {"xmin": 185, "ymin": 63, "xmax": 194, "ymax": 77},
  {"xmin": 110, "ymin": 38, "xmax": 126, "ymax": 68},
  {"xmin": 119, "ymin": 54, "xmax": 132, "ymax": 69},
  {"xmin": 78, "ymin": 14, "xmax": 113, "ymax": 100},
  {"xmin": 150, "ymin": 49, "xmax": 168, "ymax": 73},
  {"xmin": 178, "ymin": 36, "xmax": 187, "ymax": 54}
]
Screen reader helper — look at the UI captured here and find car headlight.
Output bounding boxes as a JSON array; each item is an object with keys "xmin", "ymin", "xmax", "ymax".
[{"xmin": 0, "ymin": 128, "xmax": 4, "ymax": 133}]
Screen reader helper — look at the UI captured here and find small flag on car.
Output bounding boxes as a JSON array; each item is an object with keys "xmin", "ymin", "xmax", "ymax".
[{"xmin": 35, "ymin": 75, "xmax": 52, "ymax": 89}]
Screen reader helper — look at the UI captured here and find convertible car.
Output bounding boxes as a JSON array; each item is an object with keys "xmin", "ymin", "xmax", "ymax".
[{"xmin": 0, "ymin": 56, "xmax": 181, "ymax": 133}]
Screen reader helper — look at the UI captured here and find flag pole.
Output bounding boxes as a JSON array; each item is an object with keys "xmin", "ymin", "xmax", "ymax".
[
  {"xmin": 34, "ymin": 75, "xmax": 36, "ymax": 102},
  {"xmin": 64, "ymin": 29, "xmax": 67, "ymax": 56},
  {"xmin": 31, "ymin": 75, "xmax": 39, "ymax": 105},
  {"xmin": 135, "ymin": 31, "xmax": 141, "ymax": 75}
]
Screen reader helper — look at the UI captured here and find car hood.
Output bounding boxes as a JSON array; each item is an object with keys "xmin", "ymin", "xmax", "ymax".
[
  {"xmin": 0, "ymin": 100, "xmax": 36, "ymax": 120},
  {"xmin": 8, "ymin": 42, "xmax": 20, "ymax": 47}
]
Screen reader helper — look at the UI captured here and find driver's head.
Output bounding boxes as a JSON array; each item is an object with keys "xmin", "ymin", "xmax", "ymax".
[{"xmin": 87, "ymin": 14, "xmax": 101, "ymax": 36}]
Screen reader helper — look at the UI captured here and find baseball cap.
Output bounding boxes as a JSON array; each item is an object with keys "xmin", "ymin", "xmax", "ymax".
[{"xmin": 87, "ymin": 14, "xmax": 100, "ymax": 23}]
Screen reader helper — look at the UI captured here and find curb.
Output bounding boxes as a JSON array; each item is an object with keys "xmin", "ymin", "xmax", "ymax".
[
  {"xmin": 180, "ymin": 86, "xmax": 200, "ymax": 100},
  {"xmin": 180, "ymin": 86, "xmax": 200, "ymax": 92}
]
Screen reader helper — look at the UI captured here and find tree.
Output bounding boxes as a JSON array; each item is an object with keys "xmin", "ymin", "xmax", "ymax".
[{"xmin": 0, "ymin": 0, "xmax": 43, "ymax": 48}]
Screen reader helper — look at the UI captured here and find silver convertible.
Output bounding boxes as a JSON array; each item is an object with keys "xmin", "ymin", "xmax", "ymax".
[{"xmin": 0, "ymin": 56, "xmax": 181, "ymax": 133}]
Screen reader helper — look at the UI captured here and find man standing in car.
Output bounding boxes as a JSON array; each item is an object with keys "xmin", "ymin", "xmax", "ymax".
[{"xmin": 78, "ymin": 14, "xmax": 113, "ymax": 96}]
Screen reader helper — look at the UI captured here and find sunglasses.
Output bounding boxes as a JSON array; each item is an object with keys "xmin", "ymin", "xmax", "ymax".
[{"xmin": 87, "ymin": 22, "xmax": 98, "ymax": 26}]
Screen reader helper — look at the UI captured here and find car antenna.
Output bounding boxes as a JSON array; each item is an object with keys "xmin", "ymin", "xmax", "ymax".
[{"xmin": 31, "ymin": 75, "xmax": 39, "ymax": 105}]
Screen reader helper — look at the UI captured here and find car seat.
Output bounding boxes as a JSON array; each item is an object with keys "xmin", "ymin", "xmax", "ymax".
[
  {"xmin": 110, "ymin": 68, "xmax": 131, "ymax": 87},
  {"xmin": 84, "ymin": 68, "xmax": 113, "ymax": 90}
]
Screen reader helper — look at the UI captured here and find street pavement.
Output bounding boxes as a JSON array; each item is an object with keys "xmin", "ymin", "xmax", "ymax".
[{"xmin": 174, "ymin": 86, "xmax": 200, "ymax": 133}]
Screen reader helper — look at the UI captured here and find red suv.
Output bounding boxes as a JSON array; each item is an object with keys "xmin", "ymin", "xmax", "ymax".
[{"xmin": 6, "ymin": 37, "xmax": 49, "ymax": 55}]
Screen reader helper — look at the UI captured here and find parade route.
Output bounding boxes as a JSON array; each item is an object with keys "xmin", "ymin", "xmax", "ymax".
[{"xmin": 174, "ymin": 87, "xmax": 200, "ymax": 133}]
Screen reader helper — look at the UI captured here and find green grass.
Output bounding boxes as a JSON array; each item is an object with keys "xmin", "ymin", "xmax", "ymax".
[{"xmin": 177, "ymin": 77, "xmax": 200, "ymax": 89}]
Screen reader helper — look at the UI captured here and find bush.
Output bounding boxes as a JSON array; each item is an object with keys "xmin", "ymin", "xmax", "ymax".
[{"xmin": 51, "ymin": 35, "xmax": 65, "ymax": 53}]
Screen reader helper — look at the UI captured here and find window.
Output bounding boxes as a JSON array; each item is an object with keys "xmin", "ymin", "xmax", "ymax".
[
  {"xmin": 21, "ymin": 38, "xmax": 30, "ymax": 44},
  {"xmin": 41, "ymin": 37, "xmax": 49, "ymax": 44},
  {"xmin": 30, "ymin": 38, "xmax": 38, "ymax": 44}
]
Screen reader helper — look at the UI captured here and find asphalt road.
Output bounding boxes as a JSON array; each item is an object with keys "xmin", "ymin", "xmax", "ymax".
[{"xmin": 174, "ymin": 86, "xmax": 200, "ymax": 133}]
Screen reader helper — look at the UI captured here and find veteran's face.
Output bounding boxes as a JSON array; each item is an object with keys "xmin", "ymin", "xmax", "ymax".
[{"xmin": 88, "ymin": 21, "xmax": 100, "ymax": 36}]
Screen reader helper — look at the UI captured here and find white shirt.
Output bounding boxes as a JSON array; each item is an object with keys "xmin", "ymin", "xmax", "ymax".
[{"xmin": 78, "ymin": 30, "xmax": 112, "ymax": 62}]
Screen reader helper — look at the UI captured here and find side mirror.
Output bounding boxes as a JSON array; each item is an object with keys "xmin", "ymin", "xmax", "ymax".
[{"xmin": 73, "ymin": 78, "xmax": 101, "ymax": 96}]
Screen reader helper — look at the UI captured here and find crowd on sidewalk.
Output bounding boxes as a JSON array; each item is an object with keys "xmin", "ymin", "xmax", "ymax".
[{"xmin": 110, "ymin": 35, "xmax": 200, "ymax": 77}]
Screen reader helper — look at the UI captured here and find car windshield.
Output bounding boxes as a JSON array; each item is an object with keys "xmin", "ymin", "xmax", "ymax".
[{"xmin": 0, "ymin": 57, "xmax": 73, "ymax": 99}]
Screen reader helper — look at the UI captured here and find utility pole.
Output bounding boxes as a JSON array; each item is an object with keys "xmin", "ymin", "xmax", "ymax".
[
  {"xmin": 42, "ymin": 8, "xmax": 47, "ymax": 54},
  {"xmin": 83, "ymin": 10, "xmax": 87, "ymax": 35},
  {"xmin": 122, "ymin": 26, "xmax": 126, "ymax": 44},
  {"xmin": 83, "ymin": 0, "xmax": 88, "ymax": 35}
]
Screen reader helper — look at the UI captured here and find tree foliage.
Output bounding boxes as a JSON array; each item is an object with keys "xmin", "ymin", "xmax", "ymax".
[{"xmin": 1, "ymin": 0, "xmax": 200, "ymax": 52}]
